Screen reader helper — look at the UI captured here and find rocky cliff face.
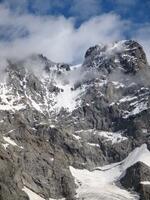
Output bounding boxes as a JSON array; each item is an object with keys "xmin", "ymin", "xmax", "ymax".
[
  {"xmin": 0, "ymin": 40, "xmax": 150, "ymax": 200},
  {"xmin": 120, "ymin": 161, "xmax": 150, "ymax": 200}
]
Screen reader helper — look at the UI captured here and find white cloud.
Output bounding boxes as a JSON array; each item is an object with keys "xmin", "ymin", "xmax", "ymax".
[
  {"xmin": 1, "ymin": 3, "xmax": 150, "ymax": 65},
  {"xmin": 0, "ymin": 5, "xmax": 129, "ymax": 64}
]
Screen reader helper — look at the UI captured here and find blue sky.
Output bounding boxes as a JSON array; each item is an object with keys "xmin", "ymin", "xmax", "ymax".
[
  {"xmin": 0, "ymin": 0, "xmax": 149, "ymax": 63},
  {"xmin": 2, "ymin": 0, "xmax": 150, "ymax": 25}
]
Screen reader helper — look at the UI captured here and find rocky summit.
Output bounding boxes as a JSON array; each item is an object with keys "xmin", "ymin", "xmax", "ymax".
[{"xmin": 0, "ymin": 40, "xmax": 150, "ymax": 200}]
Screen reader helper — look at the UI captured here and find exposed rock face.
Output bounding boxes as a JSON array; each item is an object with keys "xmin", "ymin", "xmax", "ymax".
[
  {"xmin": 84, "ymin": 40, "xmax": 148, "ymax": 74},
  {"xmin": 0, "ymin": 148, "xmax": 29, "ymax": 200},
  {"xmin": 120, "ymin": 161, "xmax": 150, "ymax": 200},
  {"xmin": 140, "ymin": 184, "xmax": 150, "ymax": 200},
  {"xmin": 0, "ymin": 40, "xmax": 149, "ymax": 199}
]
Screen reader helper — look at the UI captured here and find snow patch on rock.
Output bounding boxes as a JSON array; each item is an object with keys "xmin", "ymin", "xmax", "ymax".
[
  {"xmin": 140, "ymin": 181, "xmax": 150, "ymax": 185},
  {"xmin": 22, "ymin": 187, "xmax": 45, "ymax": 200},
  {"xmin": 3, "ymin": 136, "xmax": 23, "ymax": 149},
  {"xmin": 23, "ymin": 186, "xmax": 66, "ymax": 200}
]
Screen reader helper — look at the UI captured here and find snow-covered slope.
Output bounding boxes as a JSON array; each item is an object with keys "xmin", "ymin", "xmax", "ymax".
[{"xmin": 70, "ymin": 144, "xmax": 150, "ymax": 200}]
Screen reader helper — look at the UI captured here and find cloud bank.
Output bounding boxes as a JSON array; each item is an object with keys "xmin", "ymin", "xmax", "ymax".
[
  {"xmin": 0, "ymin": 3, "xmax": 149, "ymax": 64},
  {"xmin": 0, "ymin": 5, "xmax": 129, "ymax": 64}
]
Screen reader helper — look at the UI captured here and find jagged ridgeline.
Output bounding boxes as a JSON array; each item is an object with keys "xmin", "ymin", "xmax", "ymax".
[{"xmin": 0, "ymin": 40, "xmax": 150, "ymax": 200}]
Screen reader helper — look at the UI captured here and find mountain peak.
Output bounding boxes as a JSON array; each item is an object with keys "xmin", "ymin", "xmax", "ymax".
[{"xmin": 83, "ymin": 40, "xmax": 148, "ymax": 74}]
